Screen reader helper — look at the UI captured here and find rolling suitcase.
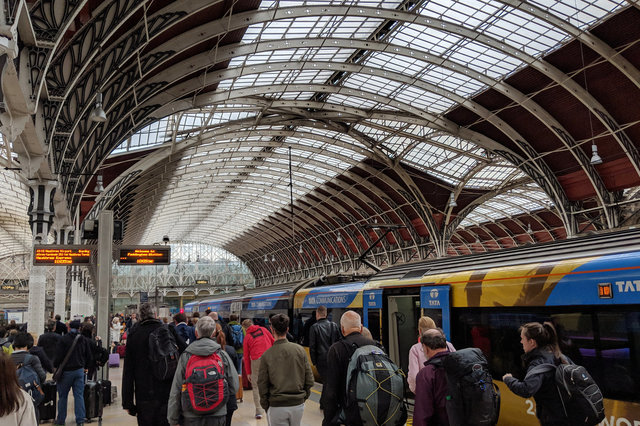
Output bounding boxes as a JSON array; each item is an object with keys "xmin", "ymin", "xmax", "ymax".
[
  {"xmin": 39, "ymin": 380, "xmax": 57, "ymax": 422},
  {"xmin": 84, "ymin": 380, "xmax": 104, "ymax": 423},
  {"xmin": 108, "ymin": 353, "xmax": 119, "ymax": 367},
  {"xmin": 116, "ymin": 344, "xmax": 126, "ymax": 358},
  {"xmin": 242, "ymin": 372, "xmax": 252, "ymax": 390},
  {"xmin": 98, "ymin": 371, "xmax": 112, "ymax": 406},
  {"xmin": 236, "ymin": 376, "xmax": 244, "ymax": 402}
]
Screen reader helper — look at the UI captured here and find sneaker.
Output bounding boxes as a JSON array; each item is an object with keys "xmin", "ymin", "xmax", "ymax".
[{"xmin": 255, "ymin": 414, "xmax": 263, "ymax": 419}]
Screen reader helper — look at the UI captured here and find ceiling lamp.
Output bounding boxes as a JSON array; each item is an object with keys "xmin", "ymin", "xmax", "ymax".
[
  {"xmin": 298, "ymin": 244, "xmax": 303, "ymax": 254},
  {"xmin": 526, "ymin": 223, "xmax": 533, "ymax": 235},
  {"xmin": 263, "ymin": 254, "xmax": 268, "ymax": 262},
  {"xmin": 336, "ymin": 233, "xmax": 342, "ymax": 242},
  {"xmin": 590, "ymin": 143, "xmax": 602, "ymax": 165},
  {"xmin": 271, "ymin": 255, "xmax": 276, "ymax": 262},
  {"xmin": 89, "ymin": 92, "xmax": 107, "ymax": 123},
  {"xmin": 93, "ymin": 175, "xmax": 104, "ymax": 193},
  {"xmin": 448, "ymin": 192, "xmax": 457, "ymax": 208}
]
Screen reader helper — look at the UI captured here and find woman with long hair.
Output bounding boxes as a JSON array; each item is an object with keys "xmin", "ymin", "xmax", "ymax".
[
  {"xmin": 502, "ymin": 321, "xmax": 567, "ymax": 425},
  {"xmin": 0, "ymin": 352, "xmax": 37, "ymax": 425},
  {"xmin": 215, "ymin": 323, "xmax": 239, "ymax": 426},
  {"xmin": 407, "ymin": 316, "xmax": 455, "ymax": 393}
]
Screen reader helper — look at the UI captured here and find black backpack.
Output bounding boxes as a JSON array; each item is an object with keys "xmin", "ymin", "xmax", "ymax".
[
  {"xmin": 526, "ymin": 361, "xmax": 604, "ymax": 425},
  {"xmin": 428, "ymin": 348, "xmax": 500, "ymax": 426},
  {"xmin": 148, "ymin": 325, "xmax": 180, "ymax": 381}
]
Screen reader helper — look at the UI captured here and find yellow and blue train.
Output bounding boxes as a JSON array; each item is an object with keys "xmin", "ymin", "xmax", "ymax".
[{"xmin": 185, "ymin": 229, "xmax": 640, "ymax": 425}]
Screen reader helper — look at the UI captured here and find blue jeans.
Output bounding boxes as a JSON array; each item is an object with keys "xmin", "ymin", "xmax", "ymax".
[{"xmin": 56, "ymin": 368, "xmax": 85, "ymax": 425}]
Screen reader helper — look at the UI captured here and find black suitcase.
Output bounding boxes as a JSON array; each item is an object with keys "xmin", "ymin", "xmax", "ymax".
[
  {"xmin": 98, "ymin": 379, "xmax": 112, "ymax": 406},
  {"xmin": 39, "ymin": 380, "xmax": 57, "ymax": 421},
  {"xmin": 84, "ymin": 381, "xmax": 104, "ymax": 422}
]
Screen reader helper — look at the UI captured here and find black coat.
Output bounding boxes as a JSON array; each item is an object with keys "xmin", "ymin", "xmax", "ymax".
[
  {"xmin": 37, "ymin": 332, "xmax": 61, "ymax": 363},
  {"xmin": 309, "ymin": 318, "xmax": 341, "ymax": 366},
  {"xmin": 322, "ymin": 331, "xmax": 378, "ymax": 426},
  {"xmin": 29, "ymin": 346, "xmax": 54, "ymax": 373},
  {"xmin": 504, "ymin": 348, "xmax": 567, "ymax": 426},
  {"xmin": 53, "ymin": 331, "xmax": 93, "ymax": 371},
  {"xmin": 122, "ymin": 318, "xmax": 187, "ymax": 409},
  {"xmin": 54, "ymin": 320, "xmax": 66, "ymax": 335}
]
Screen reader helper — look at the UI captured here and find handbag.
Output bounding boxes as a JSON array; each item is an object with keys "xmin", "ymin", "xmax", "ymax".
[{"xmin": 52, "ymin": 334, "xmax": 81, "ymax": 382}]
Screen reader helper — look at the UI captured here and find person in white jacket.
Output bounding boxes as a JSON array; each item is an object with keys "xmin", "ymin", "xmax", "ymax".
[
  {"xmin": 110, "ymin": 316, "xmax": 123, "ymax": 349},
  {"xmin": 0, "ymin": 352, "xmax": 38, "ymax": 426}
]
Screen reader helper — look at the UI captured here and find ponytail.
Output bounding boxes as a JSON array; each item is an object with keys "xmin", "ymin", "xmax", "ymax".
[{"xmin": 542, "ymin": 321, "xmax": 562, "ymax": 359}]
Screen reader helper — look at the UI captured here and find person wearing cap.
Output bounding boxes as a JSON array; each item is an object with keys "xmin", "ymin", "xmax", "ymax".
[{"xmin": 53, "ymin": 319, "xmax": 93, "ymax": 426}]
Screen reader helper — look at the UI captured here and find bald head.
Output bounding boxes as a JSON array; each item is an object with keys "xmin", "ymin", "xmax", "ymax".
[
  {"xmin": 421, "ymin": 328, "xmax": 448, "ymax": 358},
  {"xmin": 340, "ymin": 311, "xmax": 362, "ymax": 336}
]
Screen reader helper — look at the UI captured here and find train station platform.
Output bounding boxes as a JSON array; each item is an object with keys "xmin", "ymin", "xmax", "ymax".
[{"xmin": 48, "ymin": 363, "xmax": 325, "ymax": 425}]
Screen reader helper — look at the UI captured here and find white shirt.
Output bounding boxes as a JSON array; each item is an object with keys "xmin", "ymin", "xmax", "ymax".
[{"xmin": 0, "ymin": 389, "xmax": 37, "ymax": 426}]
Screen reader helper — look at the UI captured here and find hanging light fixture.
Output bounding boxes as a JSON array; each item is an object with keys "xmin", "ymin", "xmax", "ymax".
[
  {"xmin": 94, "ymin": 174, "xmax": 104, "ymax": 193},
  {"xmin": 590, "ymin": 144, "xmax": 602, "ymax": 165},
  {"xmin": 526, "ymin": 223, "xmax": 533, "ymax": 235},
  {"xmin": 336, "ymin": 233, "xmax": 342, "ymax": 242},
  {"xmin": 448, "ymin": 192, "xmax": 457, "ymax": 208},
  {"xmin": 271, "ymin": 255, "xmax": 276, "ymax": 262},
  {"xmin": 263, "ymin": 254, "xmax": 268, "ymax": 262},
  {"xmin": 89, "ymin": 92, "xmax": 107, "ymax": 123},
  {"xmin": 298, "ymin": 244, "xmax": 303, "ymax": 254}
]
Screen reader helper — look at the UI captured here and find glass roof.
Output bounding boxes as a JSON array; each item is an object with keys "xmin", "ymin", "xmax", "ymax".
[
  {"xmin": 0, "ymin": 0, "xmax": 625, "ymax": 261},
  {"xmin": 112, "ymin": 0, "xmax": 627, "ymax": 245}
]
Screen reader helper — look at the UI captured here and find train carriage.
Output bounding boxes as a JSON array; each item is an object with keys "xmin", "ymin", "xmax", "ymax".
[{"xmin": 364, "ymin": 229, "xmax": 640, "ymax": 425}]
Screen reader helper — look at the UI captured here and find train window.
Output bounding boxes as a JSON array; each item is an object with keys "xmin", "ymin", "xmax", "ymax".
[
  {"xmin": 595, "ymin": 311, "xmax": 640, "ymax": 401},
  {"xmin": 453, "ymin": 308, "xmax": 640, "ymax": 403}
]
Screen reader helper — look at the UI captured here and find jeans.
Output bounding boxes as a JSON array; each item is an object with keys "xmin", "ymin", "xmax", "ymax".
[{"xmin": 56, "ymin": 368, "xmax": 85, "ymax": 425}]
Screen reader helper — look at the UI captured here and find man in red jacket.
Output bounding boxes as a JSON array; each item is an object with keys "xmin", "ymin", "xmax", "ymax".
[{"xmin": 243, "ymin": 319, "xmax": 275, "ymax": 419}]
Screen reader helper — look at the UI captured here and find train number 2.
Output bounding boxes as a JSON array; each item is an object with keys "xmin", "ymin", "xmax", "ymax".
[{"xmin": 525, "ymin": 400, "xmax": 535, "ymax": 416}]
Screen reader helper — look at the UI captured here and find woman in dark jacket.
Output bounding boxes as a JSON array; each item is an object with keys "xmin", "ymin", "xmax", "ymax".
[
  {"xmin": 215, "ymin": 323, "xmax": 238, "ymax": 426},
  {"xmin": 502, "ymin": 322, "xmax": 567, "ymax": 426}
]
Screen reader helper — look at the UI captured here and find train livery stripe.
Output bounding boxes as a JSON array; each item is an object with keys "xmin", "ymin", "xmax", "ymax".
[
  {"xmin": 366, "ymin": 251, "xmax": 640, "ymax": 307},
  {"xmin": 294, "ymin": 282, "xmax": 366, "ymax": 309}
]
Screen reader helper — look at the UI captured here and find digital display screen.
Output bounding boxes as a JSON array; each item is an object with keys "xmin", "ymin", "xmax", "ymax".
[
  {"xmin": 118, "ymin": 246, "xmax": 170, "ymax": 265},
  {"xmin": 598, "ymin": 283, "xmax": 613, "ymax": 299},
  {"xmin": 33, "ymin": 245, "xmax": 92, "ymax": 265}
]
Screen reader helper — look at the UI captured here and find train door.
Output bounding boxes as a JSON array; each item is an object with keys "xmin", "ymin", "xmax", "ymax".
[
  {"xmin": 387, "ymin": 294, "xmax": 421, "ymax": 376},
  {"xmin": 363, "ymin": 289, "xmax": 383, "ymax": 344},
  {"xmin": 420, "ymin": 285, "xmax": 451, "ymax": 340}
]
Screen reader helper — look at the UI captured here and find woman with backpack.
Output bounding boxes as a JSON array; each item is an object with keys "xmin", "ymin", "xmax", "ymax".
[
  {"xmin": 502, "ymin": 322, "xmax": 567, "ymax": 426},
  {"xmin": 0, "ymin": 352, "xmax": 38, "ymax": 425}
]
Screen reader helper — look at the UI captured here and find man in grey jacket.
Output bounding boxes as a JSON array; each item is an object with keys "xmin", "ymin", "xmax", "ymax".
[{"xmin": 168, "ymin": 316, "xmax": 238, "ymax": 426}]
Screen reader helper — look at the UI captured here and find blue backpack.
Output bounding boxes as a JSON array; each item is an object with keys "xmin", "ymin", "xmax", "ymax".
[
  {"xmin": 230, "ymin": 325, "xmax": 243, "ymax": 350},
  {"xmin": 16, "ymin": 355, "xmax": 44, "ymax": 406}
]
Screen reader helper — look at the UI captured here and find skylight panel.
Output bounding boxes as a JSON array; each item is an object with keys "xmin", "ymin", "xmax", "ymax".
[
  {"xmin": 325, "ymin": 93, "xmax": 379, "ymax": 110},
  {"xmin": 419, "ymin": 0, "xmax": 500, "ymax": 25},
  {"xmin": 390, "ymin": 24, "xmax": 463, "ymax": 57},
  {"xmin": 529, "ymin": 0, "xmax": 625, "ymax": 28},
  {"xmin": 435, "ymin": 155, "xmax": 478, "ymax": 179},
  {"xmin": 449, "ymin": 40, "xmax": 524, "ymax": 79},
  {"xmin": 364, "ymin": 52, "xmax": 425, "ymax": 77},
  {"xmin": 392, "ymin": 84, "xmax": 457, "ymax": 114},
  {"xmin": 342, "ymin": 74, "xmax": 402, "ymax": 99}
]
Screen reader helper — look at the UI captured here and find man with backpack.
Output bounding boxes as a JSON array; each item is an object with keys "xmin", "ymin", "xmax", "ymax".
[
  {"xmin": 168, "ymin": 315, "xmax": 238, "ymax": 426},
  {"xmin": 414, "ymin": 329, "xmax": 451, "ymax": 425},
  {"xmin": 258, "ymin": 314, "xmax": 314, "ymax": 425},
  {"xmin": 11, "ymin": 332, "xmax": 47, "ymax": 422},
  {"xmin": 122, "ymin": 303, "xmax": 186, "ymax": 426},
  {"xmin": 309, "ymin": 305, "xmax": 341, "ymax": 409},
  {"xmin": 228, "ymin": 314, "xmax": 244, "ymax": 372},
  {"xmin": 323, "ymin": 311, "xmax": 407, "ymax": 426}
]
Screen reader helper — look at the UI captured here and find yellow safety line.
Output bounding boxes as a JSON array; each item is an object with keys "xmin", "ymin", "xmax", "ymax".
[{"xmin": 311, "ymin": 389, "xmax": 322, "ymax": 395}]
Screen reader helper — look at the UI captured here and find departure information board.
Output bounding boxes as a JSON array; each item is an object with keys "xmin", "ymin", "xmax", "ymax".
[
  {"xmin": 33, "ymin": 245, "xmax": 92, "ymax": 265},
  {"xmin": 118, "ymin": 246, "xmax": 171, "ymax": 265}
]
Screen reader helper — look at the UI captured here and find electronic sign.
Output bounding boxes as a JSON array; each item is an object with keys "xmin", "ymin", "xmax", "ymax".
[
  {"xmin": 33, "ymin": 245, "xmax": 92, "ymax": 265},
  {"xmin": 118, "ymin": 246, "xmax": 171, "ymax": 265},
  {"xmin": 598, "ymin": 283, "xmax": 613, "ymax": 299},
  {"xmin": 196, "ymin": 279, "xmax": 209, "ymax": 285}
]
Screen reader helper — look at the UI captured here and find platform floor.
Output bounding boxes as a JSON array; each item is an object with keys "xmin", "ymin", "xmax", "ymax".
[{"xmin": 47, "ymin": 360, "xmax": 325, "ymax": 425}]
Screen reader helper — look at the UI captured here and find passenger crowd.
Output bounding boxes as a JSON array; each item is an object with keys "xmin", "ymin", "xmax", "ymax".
[{"xmin": 0, "ymin": 306, "xmax": 601, "ymax": 426}]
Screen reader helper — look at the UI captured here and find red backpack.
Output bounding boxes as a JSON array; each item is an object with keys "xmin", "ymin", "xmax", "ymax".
[{"xmin": 182, "ymin": 350, "xmax": 228, "ymax": 415}]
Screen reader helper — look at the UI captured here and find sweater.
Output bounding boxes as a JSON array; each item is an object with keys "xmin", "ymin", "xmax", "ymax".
[
  {"xmin": 258, "ymin": 339, "xmax": 314, "ymax": 410},
  {"xmin": 0, "ymin": 389, "xmax": 38, "ymax": 425},
  {"xmin": 408, "ymin": 339, "xmax": 456, "ymax": 393}
]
